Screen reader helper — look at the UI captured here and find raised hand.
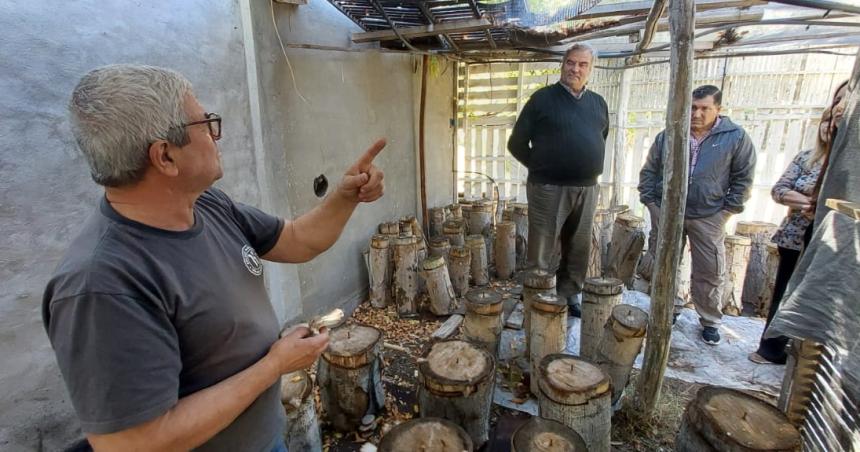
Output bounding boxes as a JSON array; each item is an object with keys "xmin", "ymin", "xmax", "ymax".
[{"xmin": 338, "ymin": 138, "xmax": 386, "ymax": 203}]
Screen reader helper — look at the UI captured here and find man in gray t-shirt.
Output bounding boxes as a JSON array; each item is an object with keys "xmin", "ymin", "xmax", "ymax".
[{"xmin": 43, "ymin": 65, "xmax": 387, "ymax": 451}]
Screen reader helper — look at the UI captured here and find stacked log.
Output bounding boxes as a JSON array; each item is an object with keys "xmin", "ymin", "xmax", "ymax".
[
  {"xmin": 466, "ymin": 234, "xmax": 489, "ymax": 286},
  {"xmin": 429, "ymin": 207, "xmax": 446, "ymax": 238},
  {"xmin": 756, "ymin": 243, "xmax": 780, "ymax": 317},
  {"xmin": 368, "ymin": 234, "xmax": 391, "ymax": 308},
  {"xmin": 443, "ymin": 218, "xmax": 466, "ymax": 247},
  {"xmin": 510, "ymin": 203, "xmax": 529, "ymax": 270},
  {"xmin": 537, "ymin": 354, "xmax": 611, "ymax": 452},
  {"xmin": 735, "ymin": 221, "xmax": 778, "ymax": 310},
  {"xmin": 604, "ymin": 214, "xmax": 646, "ymax": 287},
  {"xmin": 676, "ymin": 386, "xmax": 800, "ymax": 452},
  {"xmin": 588, "ymin": 209, "xmax": 609, "ymax": 278},
  {"xmin": 428, "ymin": 237, "xmax": 451, "ymax": 263},
  {"xmin": 580, "ymin": 278, "xmax": 624, "ymax": 361},
  {"xmin": 418, "ymin": 339, "xmax": 496, "ymax": 448},
  {"xmin": 447, "ymin": 203, "xmax": 463, "ymax": 219},
  {"xmin": 392, "ymin": 234, "xmax": 419, "ymax": 318},
  {"xmin": 594, "ymin": 304, "xmax": 648, "ymax": 405},
  {"xmin": 468, "ymin": 199, "xmax": 493, "ymax": 236},
  {"xmin": 421, "ymin": 255, "xmax": 456, "ymax": 316},
  {"xmin": 511, "ymin": 417, "xmax": 587, "ymax": 452},
  {"xmin": 721, "ymin": 235, "xmax": 751, "ymax": 316},
  {"xmin": 494, "ymin": 221, "xmax": 516, "ymax": 280},
  {"xmin": 378, "ymin": 418, "xmax": 473, "ymax": 452},
  {"xmin": 528, "ymin": 293, "xmax": 568, "ymax": 396},
  {"xmin": 463, "ymin": 288, "xmax": 504, "ymax": 356},
  {"xmin": 448, "ymin": 246, "xmax": 472, "ymax": 298},
  {"xmin": 378, "ymin": 221, "xmax": 400, "ymax": 236},
  {"xmin": 280, "ymin": 370, "xmax": 322, "ymax": 452},
  {"xmin": 318, "ymin": 323, "xmax": 385, "ymax": 432},
  {"xmin": 522, "ymin": 269, "xmax": 557, "ymax": 355}
]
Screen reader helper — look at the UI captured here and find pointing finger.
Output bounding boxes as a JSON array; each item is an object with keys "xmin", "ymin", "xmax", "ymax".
[{"xmin": 355, "ymin": 138, "xmax": 387, "ymax": 170}]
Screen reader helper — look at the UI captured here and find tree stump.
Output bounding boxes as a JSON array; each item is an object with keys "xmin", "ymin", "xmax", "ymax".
[
  {"xmin": 528, "ymin": 293, "xmax": 568, "ymax": 397},
  {"xmin": 378, "ymin": 221, "xmax": 400, "ymax": 235},
  {"xmin": 421, "ymin": 255, "xmax": 456, "ymax": 316},
  {"xmin": 605, "ymin": 214, "xmax": 646, "ymax": 287},
  {"xmin": 511, "ymin": 203, "xmax": 529, "ymax": 271},
  {"xmin": 735, "ymin": 221, "xmax": 778, "ymax": 309},
  {"xmin": 721, "ymin": 235, "xmax": 751, "ymax": 316},
  {"xmin": 378, "ymin": 417, "xmax": 474, "ymax": 452},
  {"xmin": 429, "ymin": 206, "xmax": 446, "ymax": 238},
  {"xmin": 418, "ymin": 339, "xmax": 496, "ymax": 448},
  {"xmin": 523, "ymin": 269, "xmax": 557, "ymax": 356},
  {"xmin": 581, "ymin": 278, "xmax": 624, "ymax": 361},
  {"xmin": 466, "ymin": 234, "xmax": 489, "ymax": 287},
  {"xmin": 443, "ymin": 218, "xmax": 466, "ymax": 247},
  {"xmin": 318, "ymin": 323, "xmax": 385, "ymax": 432},
  {"xmin": 369, "ymin": 234, "xmax": 391, "ymax": 309},
  {"xmin": 393, "ymin": 235, "xmax": 419, "ymax": 318},
  {"xmin": 756, "ymin": 243, "xmax": 780, "ymax": 317},
  {"xmin": 463, "ymin": 288, "xmax": 504, "ymax": 356},
  {"xmin": 448, "ymin": 246, "xmax": 471, "ymax": 298},
  {"xmin": 429, "ymin": 236, "xmax": 451, "ymax": 264},
  {"xmin": 494, "ymin": 221, "xmax": 516, "ymax": 280},
  {"xmin": 447, "ymin": 203, "xmax": 463, "ymax": 219},
  {"xmin": 511, "ymin": 417, "xmax": 588, "ymax": 452},
  {"xmin": 467, "ymin": 199, "xmax": 493, "ymax": 236},
  {"xmin": 401, "ymin": 215, "xmax": 425, "ymax": 243},
  {"xmin": 594, "ymin": 304, "xmax": 648, "ymax": 405},
  {"xmin": 676, "ymin": 386, "xmax": 801, "ymax": 452},
  {"xmin": 588, "ymin": 209, "xmax": 609, "ymax": 278},
  {"xmin": 537, "ymin": 354, "xmax": 611, "ymax": 452},
  {"xmin": 280, "ymin": 370, "xmax": 322, "ymax": 452}
]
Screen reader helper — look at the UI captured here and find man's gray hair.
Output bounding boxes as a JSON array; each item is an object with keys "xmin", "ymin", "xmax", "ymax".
[
  {"xmin": 69, "ymin": 64, "xmax": 193, "ymax": 187},
  {"xmin": 563, "ymin": 43, "xmax": 598, "ymax": 63}
]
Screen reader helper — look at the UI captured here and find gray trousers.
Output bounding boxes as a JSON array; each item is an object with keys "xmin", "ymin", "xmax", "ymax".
[
  {"xmin": 526, "ymin": 183, "xmax": 599, "ymax": 302},
  {"xmin": 646, "ymin": 204, "xmax": 730, "ymax": 327}
]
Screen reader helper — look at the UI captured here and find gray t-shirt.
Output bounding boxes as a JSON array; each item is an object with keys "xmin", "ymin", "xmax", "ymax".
[{"xmin": 43, "ymin": 188, "xmax": 286, "ymax": 452}]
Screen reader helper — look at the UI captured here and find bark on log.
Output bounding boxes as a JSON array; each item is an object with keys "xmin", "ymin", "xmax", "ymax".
[
  {"xmin": 511, "ymin": 203, "xmax": 529, "ymax": 271},
  {"xmin": 463, "ymin": 288, "xmax": 504, "ymax": 356},
  {"xmin": 429, "ymin": 237, "xmax": 452, "ymax": 264},
  {"xmin": 466, "ymin": 234, "xmax": 489, "ymax": 286},
  {"xmin": 447, "ymin": 203, "xmax": 463, "ymax": 219},
  {"xmin": 421, "ymin": 255, "xmax": 456, "ymax": 316},
  {"xmin": 537, "ymin": 354, "xmax": 612, "ymax": 452},
  {"xmin": 318, "ymin": 323, "xmax": 385, "ymax": 432},
  {"xmin": 432, "ymin": 314, "xmax": 464, "ymax": 340},
  {"xmin": 605, "ymin": 214, "xmax": 646, "ymax": 287},
  {"xmin": 735, "ymin": 221, "xmax": 779, "ymax": 309},
  {"xmin": 418, "ymin": 339, "xmax": 496, "ymax": 448},
  {"xmin": 522, "ymin": 269, "xmax": 557, "ymax": 356},
  {"xmin": 378, "ymin": 221, "xmax": 400, "ymax": 235},
  {"xmin": 494, "ymin": 221, "xmax": 517, "ymax": 280},
  {"xmin": 280, "ymin": 370, "xmax": 322, "ymax": 452},
  {"xmin": 449, "ymin": 246, "xmax": 472, "ymax": 298},
  {"xmin": 528, "ymin": 293, "xmax": 568, "ymax": 397},
  {"xmin": 756, "ymin": 243, "xmax": 780, "ymax": 317},
  {"xmin": 511, "ymin": 417, "xmax": 588, "ymax": 452},
  {"xmin": 393, "ymin": 235, "xmax": 420, "ymax": 318},
  {"xmin": 401, "ymin": 215, "xmax": 425, "ymax": 244},
  {"xmin": 581, "ymin": 278, "xmax": 624, "ymax": 361},
  {"xmin": 369, "ymin": 234, "xmax": 392, "ymax": 308},
  {"xmin": 721, "ymin": 235, "xmax": 751, "ymax": 316},
  {"xmin": 677, "ymin": 245, "xmax": 693, "ymax": 306},
  {"xmin": 594, "ymin": 304, "xmax": 648, "ymax": 405},
  {"xmin": 443, "ymin": 218, "xmax": 466, "ymax": 247},
  {"xmin": 468, "ymin": 200, "xmax": 493, "ymax": 237},
  {"xmin": 588, "ymin": 209, "xmax": 608, "ymax": 278},
  {"xmin": 378, "ymin": 417, "xmax": 474, "ymax": 452},
  {"xmin": 429, "ymin": 207, "xmax": 446, "ymax": 238},
  {"xmin": 675, "ymin": 386, "xmax": 801, "ymax": 452}
]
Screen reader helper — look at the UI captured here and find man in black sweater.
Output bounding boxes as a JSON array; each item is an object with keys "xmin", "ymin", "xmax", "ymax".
[{"xmin": 508, "ymin": 43, "xmax": 609, "ymax": 316}]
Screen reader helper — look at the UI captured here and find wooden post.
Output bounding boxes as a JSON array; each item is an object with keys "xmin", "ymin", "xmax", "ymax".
[
  {"xmin": 429, "ymin": 206, "xmax": 446, "ymax": 238},
  {"xmin": 449, "ymin": 246, "xmax": 472, "ymax": 298},
  {"xmin": 594, "ymin": 304, "xmax": 648, "ymax": 405},
  {"xmin": 636, "ymin": 0, "xmax": 694, "ymax": 416},
  {"xmin": 604, "ymin": 214, "xmax": 646, "ymax": 287},
  {"xmin": 318, "ymin": 323, "xmax": 385, "ymax": 432},
  {"xmin": 393, "ymin": 235, "xmax": 419, "ymax": 318},
  {"xmin": 610, "ymin": 68, "xmax": 632, "ymax": 208},
  {"xmin": 528, "ymin": 293, "xmax": 568, "ymax": 396},
  {"xmin": 720, "ymin": 235, "xmax": 751, "ymax": 316},
  {"xmin": 421, "ymin": 255, "xmax": 456, "ymax": 316},
  {"xmin": 428, "ymin": 236, "xmax": 451, "ymax": 264},
  {"xmin": 537, "ymin": 354, "xmax": 612, "ymax": 452},
  {"xmin": 735, "ymin": 221, "xmax": 778, "ymax": 309},
  {"xmin": 511, "ymin": 417, "xmax": 588, "ymax": 452},
  {"xmin": 676, "ymin": 386, "xmax": 801, "ymax": 452},
  {"xmin": 280, "ymin": 370, "xmax": 322, "ymax": 452},
  {"xmin": 494, "ymin": 221, "xmax": 516, "ymax": 280},
  {"xmin": 418, "ymin": 339, "xmax": 496, "ymax": 448},
  {"xmin": 443, "ymin": 217, "xmax": 466, "ymax": 247},
  {"xmin": 756, "ymin": 243, "xmax": 780, "ymax": 317},
  {"xmin": 463, "ymin": 288, "xmax": 504, "ymax": 356},
  {"xmin": 378, "ymin": 417, "xmax": 474, "ymax": 452},
  {"xmin": 581, "ymin": 278, "xmax": 624, "ymax": 361},
  {"xmin": 522, "ymin": 269, "xmax": 557, "ymax": 356},
  {"xmin": 466, "ymin": 234, "xmax": 489, "ymax": 286},
  {"xmin": 369, "ymin": 234, "xmax": 391, "ymax": 308},
  {"xmin": 447, "ymin": 203, "xmax": 463, "ymax": 219},
  {"xmin": 511, "ymin": 203, "xmax": 529, "ymax": 271}
]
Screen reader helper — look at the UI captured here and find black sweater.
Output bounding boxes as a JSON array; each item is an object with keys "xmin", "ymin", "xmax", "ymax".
[{"xmin": 507, "ymin": 83, "xmax": 609, "ymax": 186}]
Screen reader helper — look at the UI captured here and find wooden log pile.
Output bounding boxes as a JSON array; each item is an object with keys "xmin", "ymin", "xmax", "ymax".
[
  {"xmin": 604, "ymin": 214, "xmax": 646, "ymax": 287},
  {"xmin": 581, "ymin": 277, "xmax": 624, "ymax": 361},
  {"xmin": 735, "ymin": 221, "xmax": 778, "ymax": 314},
  {"xmin": 721, "ymin": 234, "xmax": 751, "ymax": 316}
]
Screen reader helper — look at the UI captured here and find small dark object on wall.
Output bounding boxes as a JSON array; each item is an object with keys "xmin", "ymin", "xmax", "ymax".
[{"xmin": 313, "ymin": 174, "xmax": 328, "ymax": 197}]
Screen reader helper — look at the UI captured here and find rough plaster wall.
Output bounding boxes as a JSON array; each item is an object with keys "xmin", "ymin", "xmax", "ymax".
[
  {"xmin": 417, "ymin": 58, "xmax": 457, "ymax": 211},
  {"xmin": 0, "ymin": 0, "xmax": 258, "ymax": 449}
]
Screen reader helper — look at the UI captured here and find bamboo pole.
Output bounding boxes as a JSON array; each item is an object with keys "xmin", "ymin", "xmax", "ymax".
[{"xmin": 635, "ymin": 0, "xmax": 694, "ymax": 416}]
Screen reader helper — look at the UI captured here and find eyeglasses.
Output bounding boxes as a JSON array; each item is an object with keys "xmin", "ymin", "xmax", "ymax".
[{"xmin": 178, "ymin": 112, "xmax": 222, "ymax": 141}]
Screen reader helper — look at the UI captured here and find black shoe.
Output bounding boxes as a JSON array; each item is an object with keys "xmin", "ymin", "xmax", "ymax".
[
  {"xmin": 568, "ymin": 303, "xmax": 582, "ymax": 318},
  {"xmin": 702, "ymin": 327, "xmax": 721, "ymax": 345}
]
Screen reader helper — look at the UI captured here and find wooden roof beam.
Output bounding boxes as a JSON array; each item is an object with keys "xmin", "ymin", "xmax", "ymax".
[
  {"xmin": 562, "ymin": 0, "xmax": 766, "ymax": 21},
  {"xmin": 352, "ymin": 18, "xmax": 493, "ymax": 43},
  {"xmin": 416, "ymin": 1, "xmax": 460, "ymax": 51},
  {"xmin": 768, "ymin": 0, "xmax": 860, "ymax": 15},
  {"xmin": 626, "ymin": 0, "xmax": 668, "ymax": 65}
]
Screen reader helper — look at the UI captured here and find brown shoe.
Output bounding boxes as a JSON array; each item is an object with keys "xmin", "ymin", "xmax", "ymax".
[{"xmin": 748, "ymin": 352, "xmax": 778, "ymax": 364}]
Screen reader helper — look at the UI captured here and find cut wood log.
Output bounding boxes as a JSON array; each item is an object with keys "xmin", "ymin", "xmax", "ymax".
[
  {"xmin": 735, "ymin": 221, "xmax": 778, "ymax": 309},
  {"xmin": 393, "ymin": 235, "xmax": 420, "ymax": 318},
  {"xmin": 510, "ymin": 203, "xmax": 529, "ymax": 271},
  {"xmin": 432, "ymin": 314, "xmax": 464, "ymax": 340},
  {"xmin": 378, "ymin": 221, "xmax": 400, "ymax": 235},
  {"xmin": 416, "ymin": 237, "xmax": 428, "ymax": 295},
  {"xmin": 677, "ymin": 245, "xmax": 693, "ymax": 306},
  {"xmin": 537, "ymin": 354, "xmax": 612, "ymax": 452},
  {"xmin": 756, "ymin": 243, "xmax": 780, "ymax": 317},
  {"xmin": 581, "ymin": 278, "xmax": 624, "ymax": 361},
  {"xmin": 463, "ymin": 288, "xmax": 504, "ymax": 356},
  {"xmin": 418, "ymin": 339, "xmax": 496, "ymax": 448},
  {"xmin": 401, "ymin": 215, "xmax": 425, "ymax": 244},
  {"xmin": 369, "ymin": 234, "xmax": 392, "ymax": 309},
  {"xmin": 676, "ymin": 386, "xmax": 801, "ymax": 452},
  {"xmin": 378, "ymin": 417, "xmax": 474, "ymax": 452},
  {"xmin": 588, "ymin": 209, "xmax": 609, "ymax": 278},
  {"xmin": 605, "ymin": 214, "xmax": 646, "ymax": 287},
  {"xmin": 447, "ymin": 203, "xmax": 463, "ymax": 219},
  {"xmin": 511, "ymin": 417, "xmax": 588, "ymax": 452},
  {"xmin": 449, "ymin": 246, "xmax": 472, "ymax": 298},
  {"xmin": 428, "ymin": 236, "xmax": 451, "ymax": 264},
  {"xmin": 522, "ymin": 269, "xmax": 557, "ymax": 356},
  {"xmin": 318, "ymin": 323, "xmax": 385, "ymax": 432},
  {"xmin": 528, "ymin": 293, "xmax": 568, "ymax": 397},
  {"xmin": 468, "ymin": 200, "xmax": 493, "ymax": 237},
  {"xmin": 721, "ymin": 235, "xmax": 751, "ymax": 316},
  {"xmin": 421, "ymin": 255, "xmax": 456, "ymax": 316},
  {"xmin": 494, "ymin": 221, "xmax": 517, "ymax": 280},
  {"xmin": 429, "ymin": 207, "xmax": 446, "ymax": 238},
  {"xmin": 280, "ymin": 370, "xmax": 322, "ymax": 452},
  {"xmin": 466, "ymin": 234, "xmax": 489, "ymax": 286},
  {"xmin": 443, "ymin": 218, "xmax": 466, "ymax": 247},
  {"xmin": 594, "ymin": 304, "xmax": 648, "ymax": 405}
]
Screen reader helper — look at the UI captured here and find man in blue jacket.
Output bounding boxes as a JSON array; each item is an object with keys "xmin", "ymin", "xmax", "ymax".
[{"xmin": 639, "ymin": 85, "xmax": 756, "ymax": 345}]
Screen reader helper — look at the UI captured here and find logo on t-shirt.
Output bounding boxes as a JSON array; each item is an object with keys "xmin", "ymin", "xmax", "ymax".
[{"xmin": 242, "ymin": 245, "xmax": 263, "ymax": 276}]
